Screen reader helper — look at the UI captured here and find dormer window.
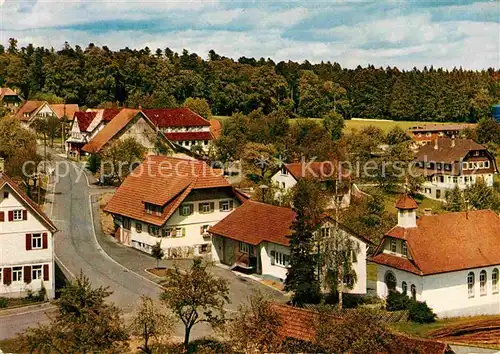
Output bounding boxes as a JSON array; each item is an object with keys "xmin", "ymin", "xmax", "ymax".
[
  {"xmin": 402, "ymin": 242, "xmax": 408, "ymax": 257},
  {"xmin": 390, "ymin": 239, "xmax": 397, "ymax": 253},
  {"xmin": 145, "ymin": 203, "xmax": 163, "ymax": 216}
]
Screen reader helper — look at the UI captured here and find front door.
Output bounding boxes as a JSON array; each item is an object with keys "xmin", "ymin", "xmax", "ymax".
[{"xmin": 222, "ymin": 238, "xmax": 235, "ymax": 265}]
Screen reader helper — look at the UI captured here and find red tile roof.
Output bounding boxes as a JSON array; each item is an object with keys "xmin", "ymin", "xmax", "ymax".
[
  {"xmin": 143, "ymin": 108, "xmax": 210, "ymax": 127},
  {"xmin": 164, "ymin": 131, "xmax": 213, "ymax": 141},
  {"xmin": 209, "ymin": 200, "xmax": 295, "ymax": 246},
  {"xmin": 271, "ymin": 303, "xmax": 450, "ymax": 354},
  {"xmin": 0, "ymin": 173, "xmax": 57, "ymax": 232},
  {"xmin": 73, "ymin": 111, "xmax": 96, "ymax": 132},
  {"xmin": 416, "ymin": 138, "xmax": 487, "ymax": 163},
  {"xmin": 101, "ymin": 108, "xmax": 123, "ymax": 122},
  {"xmin": 374, "ymin": 210, "xmax": 500, "ymax": 275},
  {"xmin": 210, "ymin": 119, "xmax": 222, "ymax": 139},
  {"xmin": 14, "ymin": 100, "xmax": 44, "ymax": 121},
  {"xmin": 104, "ymin": 156, "xmax": 231, "ymax": 226},
  {"xmin": 284, "ymin": 161, "xmax": 350, "ymax": 181},
  {"xmin": 271, "ymin": 303, "xmax": 322, "ymax": 342},
  {"xmin": 371, "ymin": 253, "xmax": 423, "ymax": 275},
  {"xmin": 0, "ymin": 87, "xmax": 19, "ymax": 98},
  {"xmin": 51, "ymin": 104, "xmax": 79, "ymax": 120},
  {"xmin": 395, "ymin": 194, "xmax": 418, "ymax": 210},
  {"xmin": 82, "ymin": 109, "xmax": 142, "ymax": 153}
]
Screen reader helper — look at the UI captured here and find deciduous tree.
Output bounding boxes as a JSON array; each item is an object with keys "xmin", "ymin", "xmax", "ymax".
[{"xmin": 160, "ymin": 258, "xmax": 229, "ymax": 349}]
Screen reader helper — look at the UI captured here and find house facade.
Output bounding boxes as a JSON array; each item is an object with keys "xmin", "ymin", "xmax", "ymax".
[
  {"xmin": 408, "ymin": 124, "xmax": 475, "ymax": 145},
  {"xmin": 414, "ymin": 137, "xmax": 498, "ymax": 200},
  {"xmin": 82, "ymin": 109, "xmax": 175, "ymax": 155},
  {"xmin": 65, "ymin": 111, "xmax": 97, "ymax": 155},
  {"xmin": 0, "ymin": 87, "xmax": 23, "ymax": 113},
  {"xmin": 143, "ymin": 108, "xmax": 215, "ymax": 152},
  {"xmin": 271, "ymin": 161, "xmax": 352, "ymax": 208},
  {"xmin": 0, "ymin": 173, "xmax": 57, "ymax": 299},
  {"xmin": 85, "ymin": 108, "xmax": 123, "ymax": 141},
  {"xmin": 371, "ymin": 194, "xmax": 500, "ymax": 318},
  {"xmin": 104, "ymin": 156, "xmax": 244, "ymax": 257},
  {"xmin": 15, "ymin": 101, "xmax": 79, "ymax": 127},
  {"xmin": 209, "ymin": 200, "xmax": 369, "ymax": 293}
]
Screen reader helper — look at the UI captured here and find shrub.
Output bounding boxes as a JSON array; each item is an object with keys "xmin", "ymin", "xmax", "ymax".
[
  {"xmin": 386, "ymin": 291, "xmax": 412, "ymax": 311},
  {"xmin": 87, "ymin": 154, "xmax": 101, "ymax": 174},
  {"xmin": 409, "ymin": 301, "xmax": 436, "ymax": 323},
  {"xmin": 0, "ymin": 297, "xmax": 8, "ymax": 308}
]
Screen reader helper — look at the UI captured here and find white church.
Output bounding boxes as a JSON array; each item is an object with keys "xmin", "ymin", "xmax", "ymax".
[{"xmin": 371, "ymin": 194, "xmax": 500, "ymax": 318}]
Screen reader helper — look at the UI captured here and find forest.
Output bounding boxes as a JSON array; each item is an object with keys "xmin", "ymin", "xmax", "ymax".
[{"xmin": 0, "ymin": 38, "xmax": 499, "ymax": 122}]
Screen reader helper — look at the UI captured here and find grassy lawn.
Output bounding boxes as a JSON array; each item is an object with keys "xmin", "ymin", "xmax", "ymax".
[{"xmin": 212, "ymin": 115, "xmax": 460, "ymax": 133}]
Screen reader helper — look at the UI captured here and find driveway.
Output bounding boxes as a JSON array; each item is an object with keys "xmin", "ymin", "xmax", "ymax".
[{"xmin": 1, "ymin": 153, "xmax": 286, "ymax": 340}]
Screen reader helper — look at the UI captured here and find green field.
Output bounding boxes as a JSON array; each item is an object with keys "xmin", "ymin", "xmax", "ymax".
[{"xmin": 212, "ymin": 116, "xmax": 460, "ymax": 133}]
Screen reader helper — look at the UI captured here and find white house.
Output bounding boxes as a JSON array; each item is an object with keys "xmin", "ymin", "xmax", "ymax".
[
  {"xmin": 371, "ymin": 194, "xmax": 500, "ymax": 318},
  {"xmin": 65, "ymin": 111, "xmax": 97, "ymax": 155},
  {"xmin": 415, "ymin": 137, "xmax": 498, "ymax": 200},
  {"xmin": 271, "ymin": 161, "xmax": 352, "ymax": 209},
  {"xmin": 0, "ymin": 173, "xmax": 57, "ymax": 299},
  {"xmin": 209, "ymin": 200, "xmax": 370, "ymax": 293},
  {"xmin": 85, "ymin": 108, "xmax": 123, "ymax": 141},
  {"xmin": 104, "ymin": 155, "xmax": 246, "ymax": 258}
]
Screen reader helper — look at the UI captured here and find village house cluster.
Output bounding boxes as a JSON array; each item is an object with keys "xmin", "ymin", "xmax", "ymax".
[{"xmin": 0, "ymin": 88, "xmax": 499, "ymax": 342}]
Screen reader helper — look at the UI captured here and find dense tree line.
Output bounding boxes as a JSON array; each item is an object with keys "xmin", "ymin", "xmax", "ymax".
[{"xmin": 1, "ymin": 38, "xmax": 499, "ymax": 121}]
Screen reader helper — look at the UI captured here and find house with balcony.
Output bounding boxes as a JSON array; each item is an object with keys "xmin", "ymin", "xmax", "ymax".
[
  {"xmin": 0, "ymin": 172, "xmax": 57, "ymax": 299},
  {"xmin": 371, "ymin": 194, "xmax": 500, "ymax": 318},
  {"xmin": 104, "ymin": 155, "xmax": 245, "ymax": 257},
  {"xmin": 414, "ymin": 137, "xmax": 498, "ymax": 199},
  {"xmin": 209, "ymin": 199, "xmax": 370, "ymax": 292},
  {"xmin": 143, "ymin": 108, "xmax": 215, "ymax": 152},
  {"xmin": 0, "ymin": 87, "xmax": 23, "ymax": 113},
  {"xmin": 271, "ymin": 161, "xmax": 352, "ymax": 208},
  {"xmin": 408, "ymin": 124, "xmax": 475, "ymax": 145},
  {"xmin": 65, "ymin": 111, "xmax": 97, "ymax": 156}
]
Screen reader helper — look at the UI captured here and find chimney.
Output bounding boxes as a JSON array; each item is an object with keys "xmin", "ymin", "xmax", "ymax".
[
  {"xmin": 451, "ymin": 135, "xmax": 456, "ymax": 148},
  {"xmin": 138, "ymin": 105, "xmax": 142, "ymax": 110},
  {"xmin": 434, "ymin": 138, "xmax": 439, "ymax": 150},
  {"xmin": 0, "ymin": 157, "xmax": 4, "ymax": 173}
]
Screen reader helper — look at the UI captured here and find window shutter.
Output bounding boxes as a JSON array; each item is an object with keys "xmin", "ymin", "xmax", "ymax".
[
  {"xmin": 219, "ymin": 201, "xmax": 223, "ymax": 212},
  {"xmin": 270, "ymin": 251, "xmax": 276, "ymax": 265},
  {"xmin": 189, "ymin": 204, "xmax": 194, "ymax": 215},
  {"xmin": 200, "ymin": 226, "xmax": 204, "ymax": 235},
  {"xmin": 43, "ymin": 264, "xmax": 49, "ymax": 281},
  {"xmin": 199, "ymin": 203, "xmax": 203, "ymax": 213},
  {"xmin": 8, "ymin": 210, "xmax": 13, "ymax": 221},
  {"xmin": 210, "ymin": 202, "xmax": 215, "ymax": 212},
  {"xmin": 26, "ymin": 234, "xmax": 32, "ymax": 250},
  {"xmin": 0, "ymin": 211, "xmax": 4, "ymax": 222},
  {"xmin": 182, "ymin": 228, "xmax": 186, "ymax": 237},
  {"xmin": 229, "ymin": 200, "xmax": 234, "ymax": 209},
  {"xmin": 42, "ymin": 233, "xmax": 48, "ymax": 249},
  {"xmin": 24, "ymin": 266, "xmax": 31, "ymax": 284},
  {"xmin": 22, "ymin": 210, "xmax": 28, "ymax": 220},
  {"xmin": 3, "ymin": 268, "xmax": 11, "ymax": 285}
]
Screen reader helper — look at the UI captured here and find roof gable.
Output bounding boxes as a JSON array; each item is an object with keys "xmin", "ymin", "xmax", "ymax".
[
  {"xmin": 104, "ymin": 156, "xmax": 231, "ymax": 226},
  {"xmin": 373, "ymin": 210, "xmax": 500, "ymax": 275},
  {"xmin": 416, "ymin": 138, "xmax": 487, "ymax": 163},
  {"xmin": 0, "ymin": 174, "xmax": 57, "ymax": 232},
  {"xmin": 14, "ymin": 100, "xmax": 44, "ymax": 121}
]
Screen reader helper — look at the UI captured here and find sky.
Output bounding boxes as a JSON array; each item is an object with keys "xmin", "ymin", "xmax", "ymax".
[{"xmin": 0, "ymin": 0, "xmax": 499, "ymax": 70}]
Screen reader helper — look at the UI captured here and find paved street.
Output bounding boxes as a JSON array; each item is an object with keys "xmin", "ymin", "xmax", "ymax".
[{"xmin": 1, "ymin": 153, "xmax": 286, "ymax": 341}]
